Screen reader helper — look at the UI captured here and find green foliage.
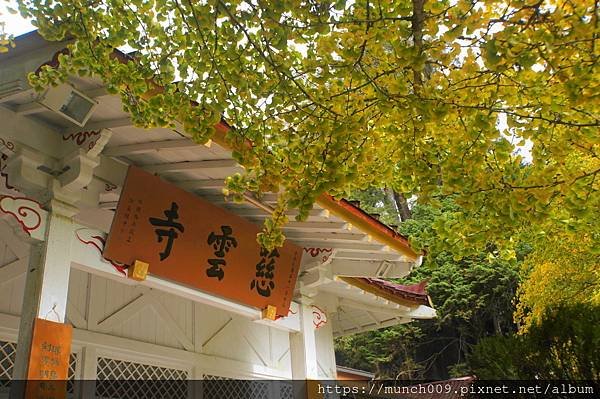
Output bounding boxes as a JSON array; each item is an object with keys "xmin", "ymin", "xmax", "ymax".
[
  {"xmin": 515, "ymin": 222, "xmax": 600, "ymax": 332},
  {"xmin": 467, "ymin": 335, "xmax": 531, "ymax": 379},
  {"xmin": 14, "ymin": 0, "xmax": 599, "ymax": 249},
  {"xmin": 349, "ymin": 188, "xmax": 403, "ymax": 226},
  {"xmin": 0, "ymin": 2, "xmax": 16, "ymax": 53},
  {"xmin": 337, "ymin": 188, "xmax": 597, "ymax": 380},
  {"xmin": 335, "ymin": 199, "xmax": 521, "ymax": 379},
  {"xmin": 469, "ymin": 303, "xmax": 600, "ymax": 380},
  {"xmin": 336, "ymin": 324, "xmax": 424, "ymax": 377}
]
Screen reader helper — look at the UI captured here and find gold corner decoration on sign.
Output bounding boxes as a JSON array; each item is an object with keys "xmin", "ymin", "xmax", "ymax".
[
  {"xmin": 129, "ymin": 260, "xmax": 149, "ymax": 281},
  {"xmin": 262, "ymin": 305, "xmax": 277, "ymax": 320}
]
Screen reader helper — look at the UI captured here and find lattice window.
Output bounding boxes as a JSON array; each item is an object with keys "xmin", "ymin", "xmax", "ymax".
[
  {"xmin": 201, "ymin": 375, "xmax": 270, "ymax": 399},
  {"xmin": 67, "ymin": 353, "xmax": 78, "ymax": 395},
  {"xmin": 95, "ymin": 357, "xmax": 188, "ymax": 399},
  {"xmin": 0, "ymin": 340, "xmax": 16, "ymax": 389},
  {"xmin": 279, "ymin": 382, "xmax": 294, "ymax": 399}
]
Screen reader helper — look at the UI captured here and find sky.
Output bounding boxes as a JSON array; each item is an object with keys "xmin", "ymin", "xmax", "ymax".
[{"xmin": 1, "ymin": 2, "xmax": 34, "ymax": 36}]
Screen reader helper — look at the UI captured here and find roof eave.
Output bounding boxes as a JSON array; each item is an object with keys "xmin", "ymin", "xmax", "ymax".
[{"xmin": 317, "ymin": 194, "xmax": 420, "ymax": 261}]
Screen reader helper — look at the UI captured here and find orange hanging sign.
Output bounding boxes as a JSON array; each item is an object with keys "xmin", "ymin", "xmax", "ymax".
[
  {"xmin": 25, "ymin": 318, "xmax": 73, "ymax": 399},
  {"xmin": 104, "ymin": 166, "xmax": 302, "ymax": 316}
]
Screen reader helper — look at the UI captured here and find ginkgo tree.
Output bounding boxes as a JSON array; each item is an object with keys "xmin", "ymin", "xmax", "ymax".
[
  {"xmin": 515, "ymin": 224, "xmax": 600, "ymax": 332},
  {"xmin": 0, "ymin": 5, "xmax": 14, "ymax": 53},
  {"xmin": 11, "ymin": 0, "xmax": 599, "ymax": 251}
]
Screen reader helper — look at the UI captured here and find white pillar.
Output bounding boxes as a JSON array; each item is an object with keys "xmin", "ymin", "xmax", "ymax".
[
  {"xmin": 314, "ymin": 320, "xmax": 338, "ymax": 379},
  {"xmin": 290, "ymin": 301, "xmax": 320, "ymax": 380},
  {"xmin": 79, "ymin": 346, "xmax": 98, "ymax": 398},
  {"xmin": 11, "ymin": 202, "xmax": 75, "ymax": 383},
  {"xmin": 191, "ymin": 366, "xmax": 204, "ymax": 399}
]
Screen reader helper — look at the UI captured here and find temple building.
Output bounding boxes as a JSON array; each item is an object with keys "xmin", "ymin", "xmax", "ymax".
[{"xmin": 0, "ymin": 32, "xmax": 435, "ymax": 398}]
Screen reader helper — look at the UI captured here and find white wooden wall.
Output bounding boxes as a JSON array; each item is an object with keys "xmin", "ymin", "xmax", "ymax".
[
  {"xmin": 0, "ymin": 223, "xmax": 28, "ymax": 317},
  {"xmin": 0, "ymin": 221, "xmax": 294, "ymax": 383}
]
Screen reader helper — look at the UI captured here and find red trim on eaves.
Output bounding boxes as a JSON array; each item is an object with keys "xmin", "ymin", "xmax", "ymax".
[
  {"xmin": 326, "ymin": 194, "xmax": 413, "ymax": 248},
  {"xmin": 357, "ymin": 278, "xmax": 430, "ymax": 306}
]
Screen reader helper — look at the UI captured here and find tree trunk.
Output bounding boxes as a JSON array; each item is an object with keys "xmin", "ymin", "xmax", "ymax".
[
  {"xmin": 411, "ymin": 0, "xmax": 426, "ymax": 89},
  {"xmin": 493, "ymin": 313, "xmax": 503, "ymax": 335},
  {"xmin": 393, "ymin": 191, "xmax": 412, "ymax": 222},
  {"xmin": 383, "ymin": 188, "xmax": 401, "ymax": 224}
]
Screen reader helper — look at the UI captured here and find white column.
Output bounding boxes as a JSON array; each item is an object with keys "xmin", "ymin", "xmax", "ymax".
[
  {"xmin": 191, "ymin": 366, "xmax": 204, "ymax": 399},
  {"xmin": 11, "ymin": 202, "xmax": 75, "ymax": 382},
  {"xmin": 314, "ymin": 320, "xmax": 337, "ymax": 379},
  {"xmin": 290, "ymin": 301, "xmax": 320, "ymax": 380},
  {"xmin": 79, "ymin": 346, "xmax": 98, "ymax": 398}
]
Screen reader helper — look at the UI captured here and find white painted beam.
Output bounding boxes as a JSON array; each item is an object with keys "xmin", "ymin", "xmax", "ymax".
[
  {"xmin": 13, "ymin": 101, "xmax": 42, "ymax": 116},
  {"xmin": 298, "ymin": 241, "xmax": 386, "ymax": 252},
  {"xmin": 98, "ymin": 201, "xmax": 118, "ymax": 209},
  {"xmin": 0, "ymin": 80, "xmax": 30, "ymax": 103},
  {"xmin": 255, "ymin": 301, "xmax": 301, "ymax": 332},
  {"xmin": 338, "ymin": 298, "xmax": 411, "ymax": 314},
  {"xmin": 63, "ymin": 117, "xmax": 133, "ymax": 135},
  {"xmin": 94, "ymin": 155, "xmax": 130, "ymax": 188},
  {"xmin": 176, "ymin": 178, "xmax": 227, "ymax": 190},
  {"xmin": 282, "ymin": 221, "xmax": 349, "ymax": 230},
  {"xmin": 253, "ymin": 193, "xmax": 279, "ymax": 203},
  {"xmin": 335, "ymin": 250, "xmax": 407, "ymax": 262},
  {"xmin": 232, "ymin": 208, "xmax": 328, "ymax": 218},
  {"xmin": 103, "ymin": 138, "xmax": 200, "ymax": 157},
  {"xmin": 280, "ymin": 231, "xmax": 367, "ymax": 242},
  {"xmin": 328, "ymin": 258, "xmax": 413, "ymax": 278},
  {"xmin": 143, "ymin": 159, "xmax": 238, "ymax": 173},
  {"xmin": 298, "ymin": 268, "xmax": 333, "ymax": 290}
]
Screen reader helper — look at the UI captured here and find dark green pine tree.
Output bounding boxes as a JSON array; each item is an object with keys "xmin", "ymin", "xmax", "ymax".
[{"xmin": 335, "ymin": 192, "xmax": 521, "ymax": 379}]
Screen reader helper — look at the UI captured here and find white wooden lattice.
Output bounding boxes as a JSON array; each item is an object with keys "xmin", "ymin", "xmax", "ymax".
[
  {"xmin": 202, "ymin": 375, "xmax": 271, "ymax": 399},
  {"xmin": 67, "ymin": 353, "xmax": 78, "ymax": 395},
  {"xmin": 0, "ymin": 340, "xmax": 16, "ymax": 387},
  {"xmin": 279, "ymin": 382, "xmax": 294, "ymax": 399},
  {"xmin": 95, "ymin": 357, "xmax": 188, "ymax": 399}
]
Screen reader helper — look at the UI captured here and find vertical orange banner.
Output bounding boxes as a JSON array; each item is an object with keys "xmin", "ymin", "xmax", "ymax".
[{"xmin": 25, "ymin": 318, "xmax": 73, "ymax": 399}]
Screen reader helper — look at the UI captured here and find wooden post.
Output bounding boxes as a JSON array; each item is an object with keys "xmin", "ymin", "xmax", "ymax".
[
  {"xmin": 79, "ymin": 346, "xmax": 98, "ymax": 398},
  {"xmin": 290, "ymin": 300, "xmax": 322, "ymax": 399},
  {"xmin": 10, "ymin": 203, "xmax": 75, "ymax": 398},
  {"xmin": 314, "ymin": 319, "xmax": 338, "ymax": 379}
]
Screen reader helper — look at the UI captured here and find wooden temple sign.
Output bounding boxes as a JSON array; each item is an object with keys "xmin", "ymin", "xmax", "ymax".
[
  {"xmin": 25, "ymin": 318, "xmax": 73, "ymax": 399},
  {"xmin": 104, "ymin": 166, "xmax": 302, "ymax": 316}
]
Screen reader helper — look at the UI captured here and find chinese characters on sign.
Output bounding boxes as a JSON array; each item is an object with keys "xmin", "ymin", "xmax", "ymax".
[
  {"xmin": 119, "ymin": 197, "xmax": 143, "ymax": 243},
  {"xmin": 149, "ymin": 202, "xmax": 184, "ymax": 260},
  {"xmin": 206, "ymin": 225, "xmax": 238, "ymax": 280},
  {"xmin": 38, "ymin": 342, "xmax": 61, "ymax": 378},
  {"xmin": 104, "ymin": 166, "xmax": 302, "ymax": 316},
  {"xmin": 251, "ymin": 248, "xmax": 280, "ymax": 297},
  {"xmin": 25, "ymin": 318, "xmax": 72, "ymax": 399}
]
